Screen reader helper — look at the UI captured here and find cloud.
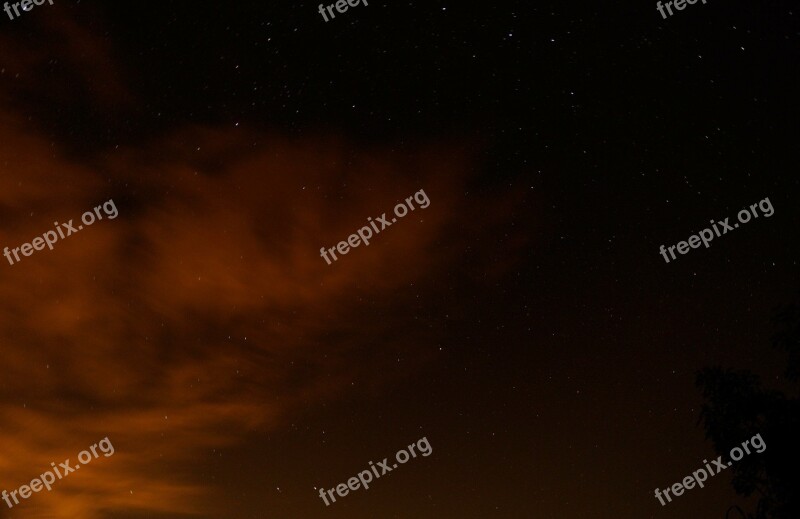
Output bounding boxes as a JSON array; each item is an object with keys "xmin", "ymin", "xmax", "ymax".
[{"xmin": 0, "ymin": 13, "xmax": 528, "ymax": 519}]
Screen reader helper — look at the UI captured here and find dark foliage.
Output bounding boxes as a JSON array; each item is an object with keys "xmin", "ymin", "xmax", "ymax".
[{"xmin": 698, "ymin": 294, "xmax": 800, "ymax": 519}]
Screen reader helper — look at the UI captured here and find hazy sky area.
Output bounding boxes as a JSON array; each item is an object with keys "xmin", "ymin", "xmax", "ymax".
[{"xmin": 0, "ymin": 1, "xmax": 798, "ymax": 518}]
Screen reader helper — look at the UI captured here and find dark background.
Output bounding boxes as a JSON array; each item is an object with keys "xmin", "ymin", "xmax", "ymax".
[{"xmin": 0, "ymin": 0, "xmax": 797, "ymax": 518}]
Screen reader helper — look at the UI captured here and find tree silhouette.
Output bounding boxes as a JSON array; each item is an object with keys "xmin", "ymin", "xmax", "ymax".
[{"xmin": 697, "ymin": 293, "xmax": 800, "ymax": 519}]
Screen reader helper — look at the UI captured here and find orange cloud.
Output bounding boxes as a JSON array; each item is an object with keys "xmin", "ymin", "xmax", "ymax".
[{"xmin": 0, "ymin": 12, "xmax": 528, "ymax": 519}]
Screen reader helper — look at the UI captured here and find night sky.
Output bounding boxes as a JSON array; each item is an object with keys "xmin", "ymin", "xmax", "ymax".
[{"xmin": 0, "ymin": 1, "xmax": 798, "ymax": 518}]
